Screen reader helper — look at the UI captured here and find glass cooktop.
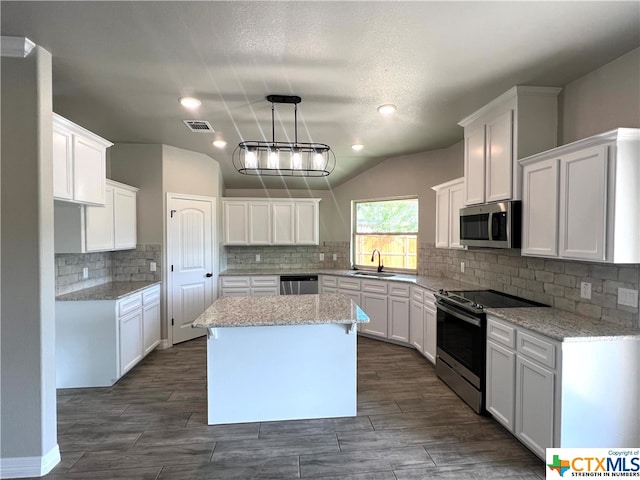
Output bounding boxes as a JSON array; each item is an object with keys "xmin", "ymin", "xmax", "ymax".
[{"xmin": 447, "ymin": 290, "xmax": 548, "ymax": 309}]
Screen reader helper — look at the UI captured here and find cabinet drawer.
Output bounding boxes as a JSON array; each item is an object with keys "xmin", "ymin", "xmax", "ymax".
[
  {"xmin": 362, "ymin": 280, "xmax": 387, "ymax": 294},
  {"xmin": 423, "ymin": 291, "xmax": 436, "ymax": 306},
  {"xmin": 389, "ymin": 283, "xmax": 410, "ymax": 297},
  {"xmin": 487, "ymin": 317, "xmax": 516, "ymax": 349},
  {"xmin": 411, "ymin": 286, "xmax": 424, "ymax": 303},
  {"xmin": 338, "ymin": 278, "xmax": 361, "ymax": 291},
  {"xmin": 142, "ymin": 285, "xmax": 160, "ymax": 305},
  {"xmin": 251, "ymin": 276, "xmax": 278, "ymax": 287},
  {"xmin": 118, "ymin": 292, "xmax": 142, "ymax": 318},
  {"xmin": 221, "ymin": 276, "xmax": 251, "ymax": 288},
  {"xmin": 321, "ymin": 275, "xmax": 338, "ymax": 288},
  {"xmin": 221, "ymin": 288, "xmax": 251, "ymax": 297},
  {"xmin": 517, "ymin": 330, "xmax": 556, "ymax": 369}
]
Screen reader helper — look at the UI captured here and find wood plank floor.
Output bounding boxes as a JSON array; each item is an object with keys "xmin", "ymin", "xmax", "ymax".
[{"xmin": 34, "ymin": 336, "xmax": 545, "ymax": 479}]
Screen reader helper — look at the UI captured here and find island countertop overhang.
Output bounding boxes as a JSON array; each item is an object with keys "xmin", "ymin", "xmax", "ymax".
[{"xmin": 192, "ymin": 293, "xmax": 370, "ymax": 329}]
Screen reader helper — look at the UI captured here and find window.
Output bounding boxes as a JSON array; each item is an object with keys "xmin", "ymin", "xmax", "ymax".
[{"xmin": 353, "ymin": 197, "xmax": 418, "ymax": 272}]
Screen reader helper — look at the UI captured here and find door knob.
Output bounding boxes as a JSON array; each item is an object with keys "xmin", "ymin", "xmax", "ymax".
[{"xmin": 205, "ymin": 273, "xmax": 213, "ymax": 278}]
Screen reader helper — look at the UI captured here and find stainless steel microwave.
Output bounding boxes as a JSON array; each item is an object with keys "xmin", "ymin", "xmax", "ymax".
[{"xmin": 459, "ymin": 201, "xmax": 521, "ymax": 249}]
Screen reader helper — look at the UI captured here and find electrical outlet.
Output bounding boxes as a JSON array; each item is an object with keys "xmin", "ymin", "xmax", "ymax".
[
  {"xmin": 150, "ymin": 262, "xmax": 157, "ymax": 272},
  {"xmin": 333, "ymin": 254, "xmax": 337, "ymax": 261},
  {"xmin": 460, "ymin": 262, "xmax": 465, "ymax": 273},
  {"xmin": 319, "ymin": 253, "xmax": 325, "ymax": 261},
  {"xmin": 618, "ymin": 287, "xmax": 639, "ymax": 308},
  {"xmin": 82, "ymin": 267, "xmax": 89, "ymax": 279},
  {"xmin": 580, "ymin": 282, "xmax": 592, "ymax": 300},
  {"xmin": 255, "ymin": 254, "xmax": 261, "ymax": 262}
]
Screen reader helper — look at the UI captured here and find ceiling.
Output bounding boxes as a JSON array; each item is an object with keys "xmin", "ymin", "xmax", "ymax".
[{"xmin": 2, "ymin": 2, "xmax": 639, "ymax": 190}]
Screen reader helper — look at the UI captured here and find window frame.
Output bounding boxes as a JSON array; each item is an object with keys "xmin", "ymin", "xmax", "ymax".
[{"xmin": 351, "ymin": 196, "xmax": 419, "ymax": 274}]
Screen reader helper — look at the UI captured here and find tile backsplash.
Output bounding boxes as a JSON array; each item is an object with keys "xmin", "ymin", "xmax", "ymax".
[
  {"xmin": 224, "ymin": 242, "xmax": 639, "ymax": 329},
  {"xmin": 419, "ymin": 243, "xmax": 639, "ymax": 329},
  {"xmin": 225, "ymin": 242, "xmax": 351, "ymax": 271},
  {"xmin": 55, "ymin": 244, "xmax": 161, "ymax": 296}
]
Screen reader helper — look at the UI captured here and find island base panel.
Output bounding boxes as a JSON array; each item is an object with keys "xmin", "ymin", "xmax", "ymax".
[{"xmin": 207, "ymin": 323, "xmax": 357, "ymax": 424}]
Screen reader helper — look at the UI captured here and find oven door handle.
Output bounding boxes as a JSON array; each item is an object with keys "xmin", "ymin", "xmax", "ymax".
[{"xmin": 437, "ymin": 302, "xmax": 482, "ymax": 327}]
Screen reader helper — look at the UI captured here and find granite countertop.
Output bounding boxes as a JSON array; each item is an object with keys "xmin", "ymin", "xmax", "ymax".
[
  {"xmin": 219, "ymin": 268, "xmax": 640, "ymax": 341},
  {"xmin": 192, "ymin": 293, "xmax": 369, "ymax": 329},
  {"xmin": 486, "ymin": 306, "xmax": 640, "ymax": 342},
  {"xmin": 56, "ymin": 281, "xmax": 161, "ymax": 301},
  {"xmin": 220, "ymin": 268, "xmax": 478, "ymax": 292}
]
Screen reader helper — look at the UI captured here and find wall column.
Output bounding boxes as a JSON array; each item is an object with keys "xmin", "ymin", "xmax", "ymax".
[{"xmin": 0, "ymin": 42, "xmax": 59, "ymax": 478}]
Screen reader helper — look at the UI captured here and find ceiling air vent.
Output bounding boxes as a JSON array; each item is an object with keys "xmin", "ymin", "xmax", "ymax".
[{"xmin": 183, "ymin": 120, "xmax": 214, "ymax": 133}]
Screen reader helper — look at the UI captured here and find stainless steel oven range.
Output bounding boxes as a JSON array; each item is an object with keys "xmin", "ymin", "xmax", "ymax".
[{"xmin": 433, "ymin": 289, "xmax": 547, "ymax": 414}]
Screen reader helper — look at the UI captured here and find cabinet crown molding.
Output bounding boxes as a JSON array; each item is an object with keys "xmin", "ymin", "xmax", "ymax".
[
  {"xmin": 53, "ymin": 112, "xmax": 113, "ymax": 148},
  {"xmin": 519, "ymin": 128, "xmax": 640, "ymax": 166},
  {"xmin": 1, "ymin": 36, "xmax": 36, "ymax": 57},
  {"xmin": 458, "ymin": 85, "xmax": 562, "ymax": 128},
  {"xmin": 430, "ymin": 177, "xmax": 464, "ymax": 191}
]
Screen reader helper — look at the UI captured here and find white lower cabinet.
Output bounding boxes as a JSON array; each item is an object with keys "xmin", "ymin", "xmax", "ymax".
[
  {"xmin": 423, "ymin": 293, "xmax": 437, "ymax": 364},
  {"xmin": 219, "ymin": 276, "xmax": 279, "ymax": 296},
  {"xmin": 142, "ymin": 286, "xmax": 161, "ymax": 355},
  {"xmin": 387, "ymin": 284, "xmax": 410, "ymax": 343},
  {"xmin": 409, "ymin": 287, "xmax": 424, "ymax": 353},
  {"xmin": 119, "ymin": 310, "xmax": 143, "ymax": 376},
  {"xmin": 486, "ymin": 340, "xmax": 516, "ymax": 430},
  {"xmin": 515, "ymin": 355, "xmax": 555, "ymax": 457},
  {"xmin": 360, "ymin": 280, "xmax": 387, "ymax": 338},
  {"xmin": 486, "ymin": 314, "xmax": 640, "ymax": 459},
  {"xmin": 56, "ymin": 283, "xmax": 161, "ymax": 388}
]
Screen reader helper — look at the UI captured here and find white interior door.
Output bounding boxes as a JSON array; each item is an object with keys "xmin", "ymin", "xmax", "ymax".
[{"xmin": 168, "ymin": 194, "xmax": 215, "ymax": 344}]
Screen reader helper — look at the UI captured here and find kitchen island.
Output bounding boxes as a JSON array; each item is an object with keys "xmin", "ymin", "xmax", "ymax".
[{"xmin": 192, "ymin": 294, "xmax": 369, "ymax": 425}]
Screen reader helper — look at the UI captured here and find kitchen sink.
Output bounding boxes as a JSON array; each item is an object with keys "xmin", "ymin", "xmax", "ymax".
[{"xmin": 353, "ymin": 271, "xmax": 396, "ymax": 278}]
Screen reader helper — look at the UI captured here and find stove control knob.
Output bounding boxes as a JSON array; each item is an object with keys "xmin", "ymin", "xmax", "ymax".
[
  {"xmin": 439, "ymin": 289, "xmax": 446, "ymax": 295},
  {"xmin": 477, "ymin": 304, "xmax": 484, "ymax": 310}
]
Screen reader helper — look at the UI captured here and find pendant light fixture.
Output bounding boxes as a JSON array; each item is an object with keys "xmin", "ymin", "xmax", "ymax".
[{"xmin": 232, "ymin": 95, "xmax": 335, "ymax": 177}]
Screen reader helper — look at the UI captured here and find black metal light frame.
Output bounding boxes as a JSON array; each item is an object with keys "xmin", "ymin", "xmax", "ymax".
[{"xmin": 232, "ymin": 95, "xmax": 336, "ymax": 177}]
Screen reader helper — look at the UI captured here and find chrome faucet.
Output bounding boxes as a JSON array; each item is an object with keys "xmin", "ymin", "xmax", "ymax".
[{"xmin": 371, "ymin": 249, "xmax": 384, "ymax": 272}]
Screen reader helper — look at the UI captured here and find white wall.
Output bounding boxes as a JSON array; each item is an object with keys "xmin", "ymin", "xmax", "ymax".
[
  {"xmin": 1, "ymin": 46, "xmax": 59, "ymax": 475},
  {"xmin": 226, "ymin": 142, "xmax": 464, "ymax": 244},
  {"xmin": 560, "ymin": 47, "xmax": 640, "ymax": 144}
]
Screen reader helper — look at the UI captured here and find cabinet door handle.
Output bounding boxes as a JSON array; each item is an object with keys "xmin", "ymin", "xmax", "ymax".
[{"xmin": 205, "ymin": 273, "xmax": 213, "ymax": 278}]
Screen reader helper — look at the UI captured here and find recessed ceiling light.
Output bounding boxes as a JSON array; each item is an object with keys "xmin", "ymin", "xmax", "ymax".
[
  {"xmin": 213, "ymin": 140, "xmax": 227, "ymax": 148},
  {"xmin": 377, "ymin": 104, "xmax": 397, "ymax": 115},
  {"xmin": 351, "ymin": 144, "xmax": 364, "ymax": 152},
  {"xmin": 179, "ymin": 96, "xmax": 201, "ymax": 109}
]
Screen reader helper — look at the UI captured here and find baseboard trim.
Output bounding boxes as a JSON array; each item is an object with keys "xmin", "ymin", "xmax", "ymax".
[
  {"xmin": 158, "ymin": 339, "xmax": 172, "ymax": 350},
  {"xmin": 0, "ymin": 444, "xmax": 60, "ymax": 479}
]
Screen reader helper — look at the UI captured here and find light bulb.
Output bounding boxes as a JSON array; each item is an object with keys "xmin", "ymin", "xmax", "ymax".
[
  {"xmin": 178, "ymin": 96, "xmax": 201, "ymax": 109},
  {"xmin": 245, "ymin": 150, "xmax": 258, "ymax": 169},
  {"xmin": 268, "ymin": 150, "xmax": 280, "ymax": 169},
  {"xmin": 313, "ymin": 153, "xmax": 325, "ymax": 170},
  {"xmin": 213, "ymin": 140, "xmax": 227, "ymax": 149},
  {"xmin": 291, "ymin": 151, "xmax": 302, "ymax": 170},
  {"xmin": 377, "ymin": 104, "xmax": 397, "ymax": 115},
  {"xmin": 351, "ymin": 144, "xmax": 364, "ymax": 152}
]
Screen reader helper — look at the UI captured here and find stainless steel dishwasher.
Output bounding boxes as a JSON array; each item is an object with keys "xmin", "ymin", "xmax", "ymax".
[{"xmin": 279, "ymin": 275, "xmax": 318, "ymax": 295}]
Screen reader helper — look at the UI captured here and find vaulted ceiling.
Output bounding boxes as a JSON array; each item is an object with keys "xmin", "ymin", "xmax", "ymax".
[{"xmin": 2, "ymin": 1, "xmax": 639, "ymax": 189}]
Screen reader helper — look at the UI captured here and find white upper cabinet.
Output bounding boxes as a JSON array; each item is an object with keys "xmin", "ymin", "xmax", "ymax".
[
  {"xmin": 459, "ymin": 86, "xmax": 561, "ymax": 206},
  {"xmin": 520, "ymin": 128, "xmax": 639, "ymax": 263},
  {"xmin": 432, "ymin": 177, "xmax": 465, "ymax": 249},
  {"xmin": 272, "ymin": 202, "xmax": 296, "ymax": 245},
  {"xmin": 248, "ymin": 202, "xmax": 271, "ymax": 245},
  {"xmin": 223, "ymin": 198, "xmax": 320, "ymax": 246},
  {"xmin": 55, "ymin": 180, "xmax": 138, "ymax": 254},
  {"xmin": 53, "ymin": 113, "xmax": 112, "ymax": 205},
  {"xmin": 223, "ymin": 201, "xmax": 249, "ymax": 245},
  {"xmin": 295, "ymin": 201, "xmax": 320, "ymax": 245},
  {"xmin": 521, "ymin": 158, "xmax": 559, "ymax": 257}
]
